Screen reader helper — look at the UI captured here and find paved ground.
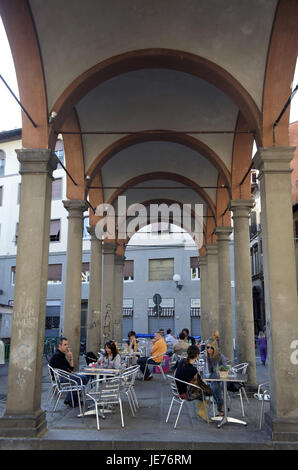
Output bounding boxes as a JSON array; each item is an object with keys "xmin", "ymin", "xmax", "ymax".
[{"xmin": 0, "ymin": 354, "xmax": 297, "ymax": 450}]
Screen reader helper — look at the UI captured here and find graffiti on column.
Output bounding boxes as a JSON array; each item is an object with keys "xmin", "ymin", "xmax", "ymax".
[{"xmin": 103, "ymin": 303, "xmax": 112, "ymax": 341}]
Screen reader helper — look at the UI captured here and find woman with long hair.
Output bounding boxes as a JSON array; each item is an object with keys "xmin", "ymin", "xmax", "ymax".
[
  {"xmin": 204, "ymin": 339, "xmax": 227, "ymax": 416},
  {"xmin": 98, "ymin": 340, "xmax": 122, "ymax": 369}
]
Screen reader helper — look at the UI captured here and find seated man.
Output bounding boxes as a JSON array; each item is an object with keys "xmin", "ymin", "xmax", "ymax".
[
  {"xmin": 173, "ymin": 332, "xmax": 190, "ymax": 356},
  {"xmin": 49, "ymin": 336, "xmax": 88, "ymax": 407},
  {"xmin": 137, "ymin": 331, "xmax": 167, "ymax": 381}
]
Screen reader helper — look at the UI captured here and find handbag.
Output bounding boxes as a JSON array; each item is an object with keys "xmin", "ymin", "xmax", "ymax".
[{"xmin": 186, "ymin": 375, "xmax": 212, "ymax": 401}]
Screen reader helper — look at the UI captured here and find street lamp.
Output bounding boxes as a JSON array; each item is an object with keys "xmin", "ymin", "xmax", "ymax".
[{"xmin": 173, "ymin": 273, "xmax": 183, "ymax": 291}]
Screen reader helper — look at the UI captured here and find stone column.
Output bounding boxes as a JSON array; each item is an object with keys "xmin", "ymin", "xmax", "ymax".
[
  {"xmin": 101, "ymin": 241, "xmax": 117, "ymax": 346},
  {"xmin": 63, "ymin": 200, "xmax": 88, "ymax": 371},
  {"xmin": 114, "ymin": 254, "xmax": 125, "ymax": 346},
  {"xmin": 206, "ymin": 244, "xmax": 219, "ymax": 338},
  {"xmin": 215, "ymin": 226, "xmax": 234, "ymax": 361},
  {"xmin": 0, "ymin": 149, "xmax": 56, "ymax": 437},
  {"xmin": 229, "ymin": 200, "xmax": 256, "ymax": 387},
  {"xmin": 254, "ymin": 147, "xmax": 298, "ymax": 440},
  {"xmin": 86, "ymin": 226, "xmax": 102, "ymax": 354},
  {"xmin": 199, "ymin": 256, "xmax": 208, "ymax": 341}
]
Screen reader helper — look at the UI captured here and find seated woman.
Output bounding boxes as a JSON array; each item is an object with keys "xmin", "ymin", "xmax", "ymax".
[
  {"xmin": 126, "ymin": 330, "xmax": 139, "ymax": 353},
  {"xmin": 174, "ymin": 345, "xmax": 200, "ymax": 399},
  {"xmin": 175, "ymin": 345, "xmax": 210, "ymax": 420},
  {"xmin": 98, "ymin": 340, "xmax": 122, "ymax": 369},
  {"xmin": 203, "ymin": 339, "xmax": 227, "ymax": 416}
]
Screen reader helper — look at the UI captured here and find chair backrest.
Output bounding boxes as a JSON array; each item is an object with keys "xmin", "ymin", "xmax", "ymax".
[
  {"xmin": 233, "ymin": 362, "xmax": 249, "ymax": 375},
  {"xmin": 166, "ymin": 375, "xmax": 180, "ymax": 399}
]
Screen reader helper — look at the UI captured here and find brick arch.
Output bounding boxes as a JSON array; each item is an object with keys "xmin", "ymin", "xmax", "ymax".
[
  {"xmin": 0, "ymin": 1, "xmax": 48, "ymax": 149},
  {"xmin": 87, "ymin": 131, "xmax": 232, "ymax": 196},
  {"xmin": 106, "ymin": 171, "xmax": 217, "ymax": 220},
  {"xmin": 262, "ymin": 0, "xmax": 298, "ymax": 147},
  {"xmin": 51, "ymin": 48, "xmax": 261, "ymax": 145}
]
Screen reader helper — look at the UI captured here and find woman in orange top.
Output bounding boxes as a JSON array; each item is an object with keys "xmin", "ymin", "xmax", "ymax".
[{"xmin": 137, "ymin": 331, "xmax": 167, "ymax": 380}]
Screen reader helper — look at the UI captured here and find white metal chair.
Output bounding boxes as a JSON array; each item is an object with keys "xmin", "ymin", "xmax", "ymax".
[
  {"xmin": 227, "ymin": 362, "xmax": 249, "ymax": 417},
  {"xmin": 51, "ymin": 368, "xmax": 85, "ymax": 415},
  {"xmin": 143, "ymin": 354, "xmax": 167, "ymax": 381},
  {"xmin": 120, "ymin": 365, "xmax": 139, "ymax": 415},
  {"xmin": 165, "ymin": 375, "xmax": 210, "ymax": 428},
  {"xmin": 253, "ymin": 382, "xmax": 271, "ymax": 429},
  {"xmin": 83, "ymin": 376, "xmax": 124, "ymax": 430},
  {"xmin": 47, "ymin": 364, "xmax": 58, "ymax": 404}
]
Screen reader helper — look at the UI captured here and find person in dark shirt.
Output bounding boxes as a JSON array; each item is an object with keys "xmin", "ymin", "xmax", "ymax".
[
  {"xmin": 181, "ymin": 328, "xmax": 196, "ymax": 346},
  {"xmin": 49, "ymin": 336, "xmax": 88, "ymax": 407},
  {"xmin": 174, "ymin": 345, "xmax": 200, "ymax": 397}
]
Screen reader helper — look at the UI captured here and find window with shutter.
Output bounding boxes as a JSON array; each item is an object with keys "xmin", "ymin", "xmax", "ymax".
[
  {"xmin": 52, "ymin": 178, "xmax": 62, "ymax": 200},
  {"xmin": 50, "ymin": 219, "xmax": 61, "ymax": 241},
  {"xmin": 190, "ymin": 257, "xmax": 200, "ymax": 279},
  {"xmin": 124, "ymin": 260, "xmax": 134, "ymax": 281},
  {"xmin": 47, "ymin": 264, "xmax": 62, "ymax": 284},
  {"xmin": 81, "ymin": 262, "xmax": 90, "ymax": 283}
]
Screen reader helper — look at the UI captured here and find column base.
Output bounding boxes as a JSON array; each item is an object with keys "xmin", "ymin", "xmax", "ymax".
[
  {"xmin": 264, "ymin": 412, "xmax": 298, "ymax": 442},
  {"xmin": 0, "ymin": 409, "xmax": 47, "ymax": 438}
]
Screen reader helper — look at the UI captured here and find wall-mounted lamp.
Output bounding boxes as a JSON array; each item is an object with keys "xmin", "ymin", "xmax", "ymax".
[{"xmin": 173, "ymin": 273, "xmax": 183, "ymax": 291}]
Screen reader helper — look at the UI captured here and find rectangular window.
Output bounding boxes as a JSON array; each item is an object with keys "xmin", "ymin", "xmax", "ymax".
[
  {"xmin": 190, "ymin": 257, "xmax": 200, "ymax": 280},
  {"xmin": 15, "ymin": 223, "xmax": 19, "ymax": 244},
  {"xmin": 81, "ymin": 262, "xmax": 90, "ymax": 283},
  {"xmin": 147, "ymin": 298, "xmax": 174, "ymax": 317},
  {"xmin": 190, "ymin": 298, "xmax": 201, "ymax": 317},
  {"xmin": 123, "ymin": 298, "xmax": 134, "ymax": 316},
  {"xmin": 0, "ymin": 151, "xmax": 5, "ymax": 177},
  {"xmin": 0, "ymin": 186, "xmax": 3, "ymax": 206},
  {"xmin": 52, "ymin": 178, "xmax": 62, "ymax": 200},
  {"xmin": 47, "ymin": 264, "xmax": 62, "ymax": 284},
  {"xmin": 295, "ymin": 220, "xmax": 298, "ymax": 241},
  {"xmin": 55, "ymin": 139, "xmax": 64, "ymax": 166},
  {"xmin": 148, "ymin": 258, "xmax": 174, "ymax": 281},
  {"xmin": 50, "ymin": 219, "xmax": 61, "ymax": 242},
  {"xmin": 124, "ymin": 260, "xmax": 134, "ymax": 281},
  {"xmin": 11, "ymin": 266, "xmax": 16, "ymax": 285}
]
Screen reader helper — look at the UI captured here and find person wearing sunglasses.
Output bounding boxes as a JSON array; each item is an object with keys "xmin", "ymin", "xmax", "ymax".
[{"xmin": 204, "ymin": 339, "xmax": 227, "ymax": 416}]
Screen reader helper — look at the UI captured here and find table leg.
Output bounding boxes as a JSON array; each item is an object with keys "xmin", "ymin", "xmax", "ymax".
[{"xmin": 210, "ymin": 381, "xmax": 247, "ymax": 428}]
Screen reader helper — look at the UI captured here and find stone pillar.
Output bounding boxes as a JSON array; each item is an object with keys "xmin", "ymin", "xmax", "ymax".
[
  {"xmin": 254, "ymin": 147, "xmax": 298, "ymax": 440},
  {"xmin": 199, "ymin": 256, "xmax": 208, "ymax": 341},
  {"xmin": 63, "ymin": 200, "xmax": 88, "ymax": 371},
  {"xmin": 206, "ymin": 244, "xmax": 219, "ymax": 338},
  {"xmin": 215, "ymin": 226, "xmax": 234, "ymax": 361},
  {"xmin": 229, "ymin": 200, "xmax": 256, "ymax": 387},
  {"xmin": 0, "ymin": 149, "xmax": 56, "ymax": 437},
  {"xmin": 101, "ymin": 241, "xmax": 117, "ymax": 346},
  {"xmin": 114, "ymin": 254, "xmax": 125, "ymax": 346},
  {"xmin": 86, "ymin": 226, "xmax": 102, "ymax": 354}
]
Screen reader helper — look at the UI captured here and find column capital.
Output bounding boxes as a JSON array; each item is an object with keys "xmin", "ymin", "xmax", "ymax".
[
  {"xmin": 63, "ymin": 199, "xmax": 88, "ymax": 217},
  {"xmin": 215, "ymin": 226, "xmax": 233, "ymax": 241},
  {"xmin": 103, "ymin": 240, "xmax": 118, "ymax": 255},
  {"xmin": 229, "ymin": 199, "xmax": 255, "ymax": 218},
  {"xmin": 253, "ymin": 146, "xmax": 296, "ymax": 175},
  {"xmin": 206, "ymin": 243, "xmax": 218, "ymax": 256},
  {"xmin": 16, "ymin": 148, "xmax": 57, "ymax": 178},
  {"xmin": 87, "ymin": 225, "xmax": 102, "ymax": 242}
]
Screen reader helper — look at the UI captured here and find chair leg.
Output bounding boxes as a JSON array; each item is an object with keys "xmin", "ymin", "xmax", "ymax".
[
  {"xmin": 95, "ymin": 402, "xmax": 100, "ymax": 430},
  {"xmin": 242, "ymin": 387, "xmax": 249, "ymax": 404},
  {"xmin": 119, "ymin": 399, "xmax": 124, "ymax": 427},
  {"xmin": 174, "ymin": 401, "xmax": 185, "ymax": 429},
  {"xmin": 166, "ymin": 397, "xmax": 174, "ymax": 423},
  {"xmin": 239, "ymin": 389, "xmax": 245, "ymax": 417},
  {"xmin": 259, "ymin": 399, "xmax": 265, "ymax": 430}
]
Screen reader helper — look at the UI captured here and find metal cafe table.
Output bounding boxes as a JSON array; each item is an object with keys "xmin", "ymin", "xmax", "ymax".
[
  {"xmin": 203, "ymin": 371, "xmax": 248, "ymax": 428},
  {"xmin": 77, "ymin": 367, "xmax": 122, "ymax": 418}
]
